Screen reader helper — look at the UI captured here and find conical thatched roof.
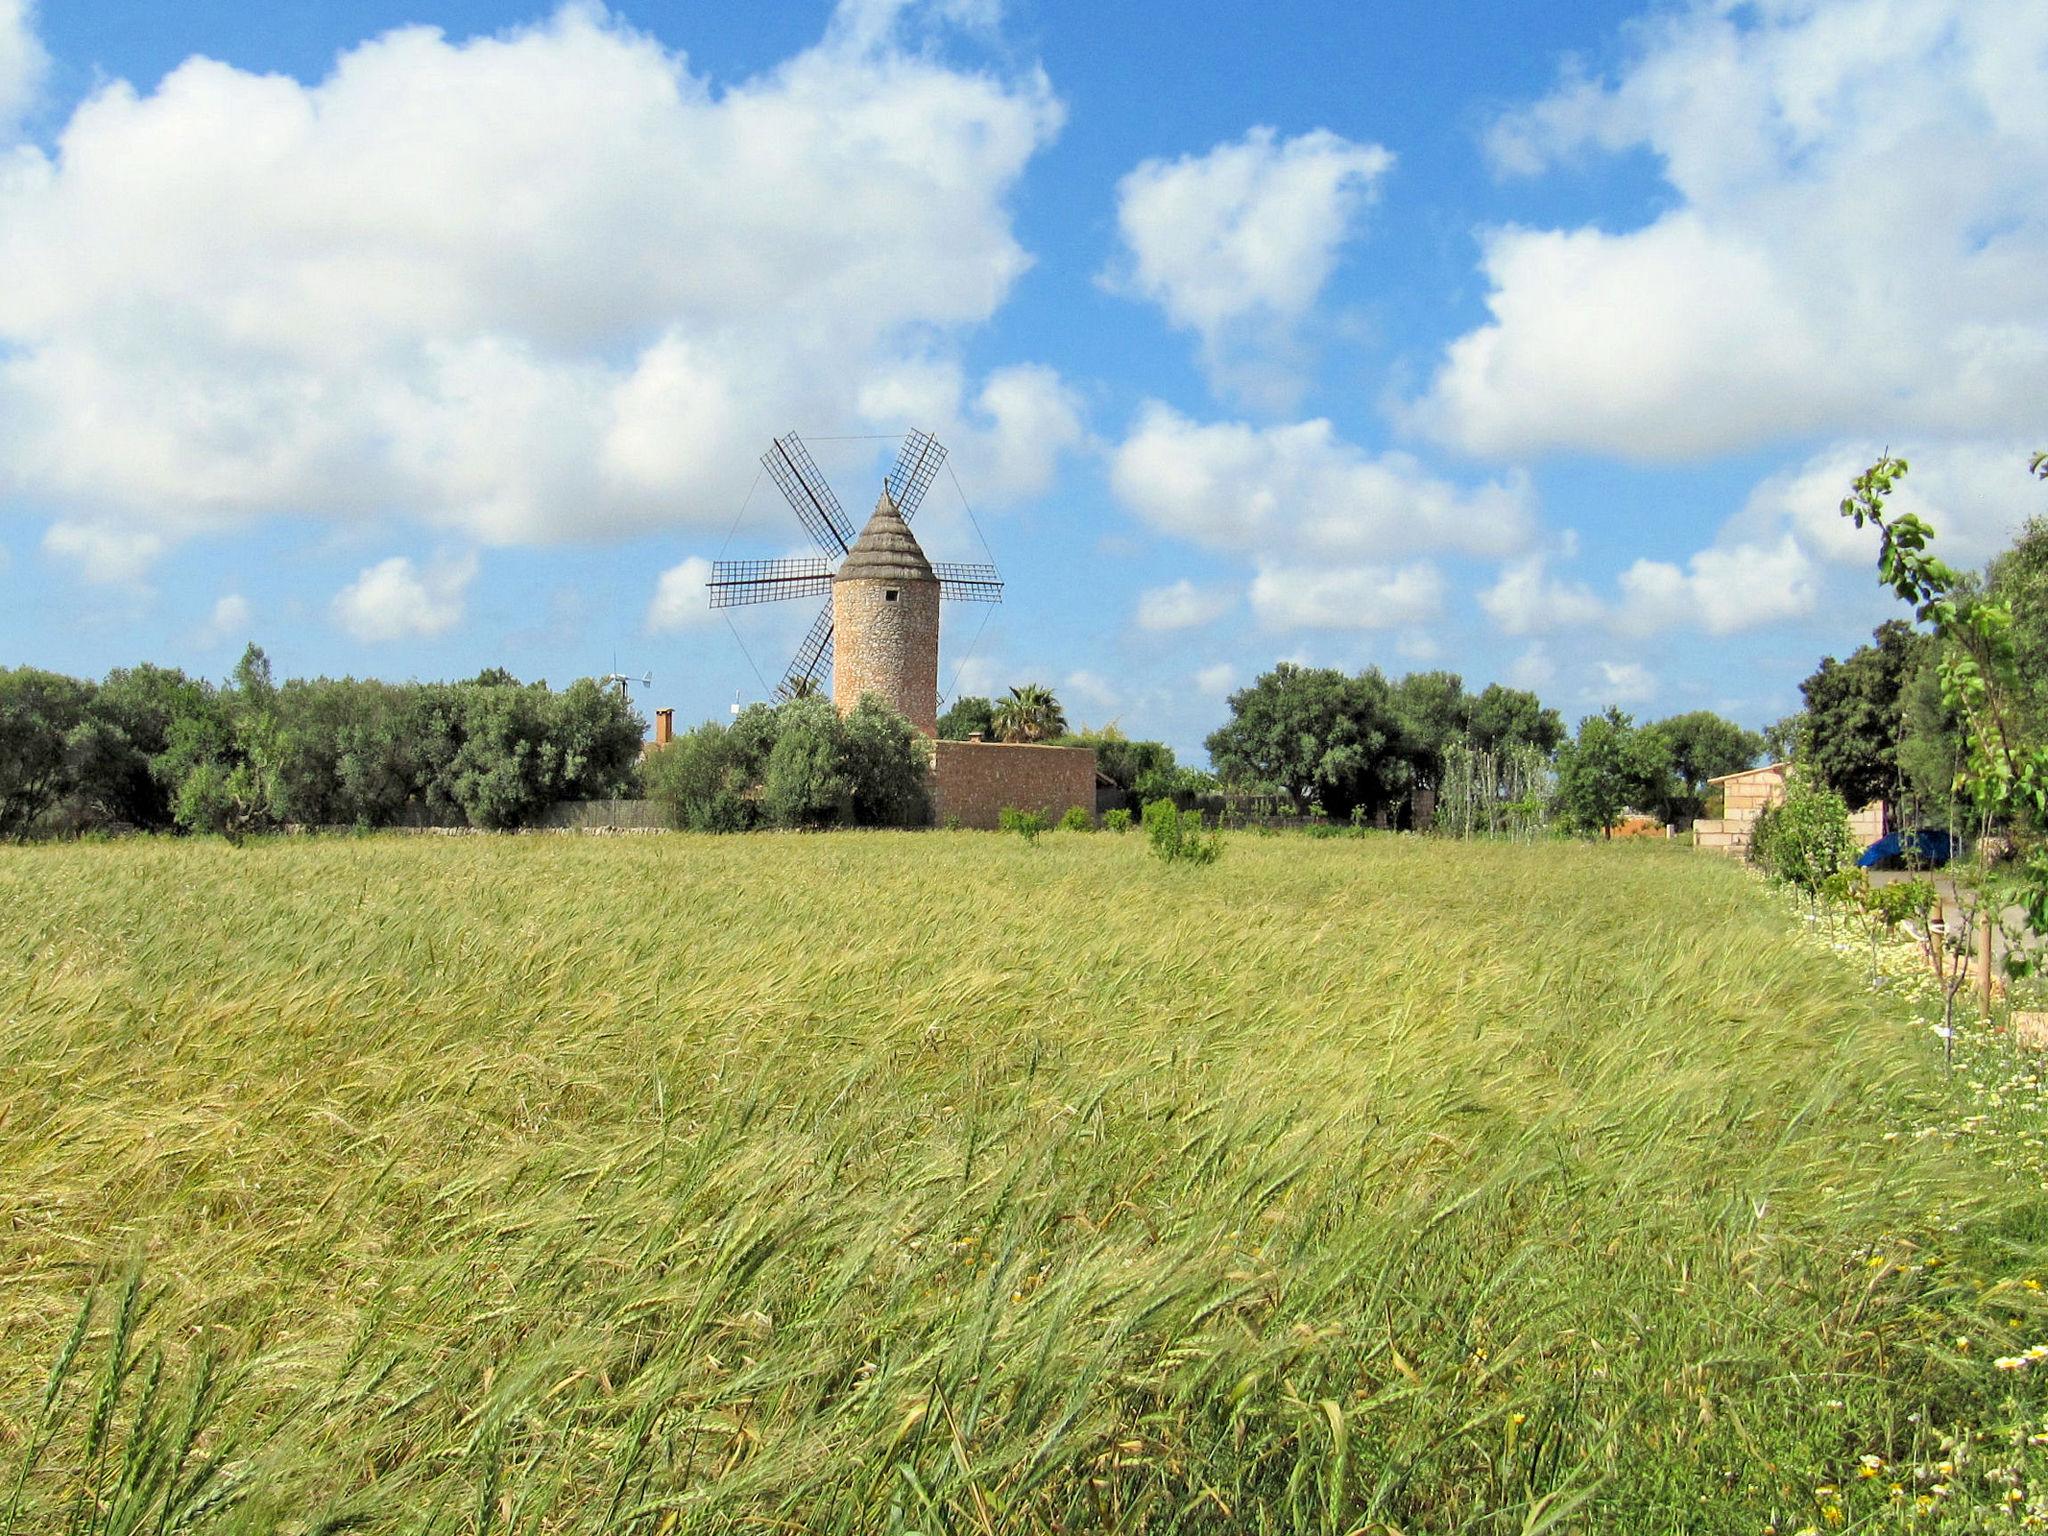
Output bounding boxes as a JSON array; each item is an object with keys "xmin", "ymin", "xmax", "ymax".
[{"xmin": 836, "ymin": 485, "xmax": 936, "ymax": 584}]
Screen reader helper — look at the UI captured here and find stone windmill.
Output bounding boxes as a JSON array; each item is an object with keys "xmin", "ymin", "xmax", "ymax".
[{"xmin": 706, "ymin": 431, "xmax": 1001, "ymax": 734}]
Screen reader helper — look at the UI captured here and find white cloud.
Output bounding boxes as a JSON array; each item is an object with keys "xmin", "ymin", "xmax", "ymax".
[
  {"xmin": 1109, "ymin": 126, "xmax": 1391, "ymax": 404},
  {"xmin": 1248, "ymin": 560, "xmax": 1442, "ymax": 632},
  {"xmin": 41, "ymin": 520, "xmax": 165, "ymax": 585},
  {"xmin": 199, "ymin": 592, "xmax": 252, "ymax": 646},
  {"xmin": 0, "ymin": 0, "xmax": 45, "ymax": 139},
  {"xmin": 1136, "ymin": 578, "xmax": 1232, "ymax": 632},
  {"xmin": 1062, "ymin": 669, "xmax": 1119, "ymax": 714},
  {"xmin": 1730, "ymin": 439, "xmax": 2041, "ymax": 570},
  {"xmin": 1193, "ymin": 662, "xmax": 1236, "ymax": 696},
  {"xmin": 333, "ymin": 552, "xmax": 476, "ymax": 642},
  {"xmin": 1414, "ymin": 0, "xmax": 2048, "ymax": 460},
  {"xmin": 1478, "ymin": 554, "xmax": 1605, "ymax": 636},
  {"xmin": 1111, "ymin": 402, "xmax": 1531, "ymax": 563},
  {"xmin": 1615, "ymin": 533, "xmax": 1815, "ymax": 636},
  {"xmin": 1593, "ymin": 660, "xmax": 1656, "ymax": 707},
  {"xmin": 1506, "ymin": 644, "xmax": 1555, "ymax": 692},
  {"xmin": 0, "ymin": 4, "xmax": 1064, "ymax": 572},
  {"xmin": 855, "ymin": 359, "xmax": 1087, "ymax": 507},
  {"xmin": 645, "ymin": 555, "xmax": 717, "ymax": 634}
]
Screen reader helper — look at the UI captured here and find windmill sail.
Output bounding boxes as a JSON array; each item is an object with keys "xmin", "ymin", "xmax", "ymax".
[
  {"xmin": 763, "ymin": 433, "xmax": 856, "ymax": 556},
  {"xmin": 775, "ymin": 601, "xmax": 835, "ymax": 699},
  {"xmin": 932, "ymin": 562, "xmax": 1002, "ymax": 602},
  {"xmin": 886, "ymin": 430, "xmax": 947, "ymax": 522},
  {"xmin": 707, "ymin": 557, "xmax": 834, "ymax": 608}
]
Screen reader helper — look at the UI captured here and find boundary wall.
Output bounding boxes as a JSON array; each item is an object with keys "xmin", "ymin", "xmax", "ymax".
[{"xmin": 930, "ymin": 741, "xmax": 1097, "ymax": 829}]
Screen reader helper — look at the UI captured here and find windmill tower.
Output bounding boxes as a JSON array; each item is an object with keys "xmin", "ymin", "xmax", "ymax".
[{"xmin": 706, "ymin": 430, "xmax": 1001, "ymax": 734}]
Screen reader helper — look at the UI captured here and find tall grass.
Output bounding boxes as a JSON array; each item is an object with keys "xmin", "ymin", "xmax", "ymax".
[{"xmin": 0, "ymin": 835, "xmax": 2039, "ymax": 1531}]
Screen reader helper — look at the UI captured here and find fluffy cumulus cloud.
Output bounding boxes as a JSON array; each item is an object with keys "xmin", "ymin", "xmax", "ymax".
[
  {"xmin": 41, "ymin": 521, "xmax": 165, "ymax": 585},
  {"xmin": 1614, "ymin": 534, "xmax": 1816, "ymax": 636},
  {"xmin": 200, "ymin": 592, "xmax": 252, "ymax": 646},
  {"xmin": 855, "ymin": 360, "xmax": 1087, "ymax": 507},
  {"xmin": 1110, "ymin": 402, "xmax": 1527, "ymax": 633},
  {"xmin": 645, "ymin": 555, "xmax": 717, "ymax": 634},
  {"xmin": 1412, "ymin": 0, "xmax": 2048, "ymax": 462},
  {"xmin": 1594, "ymin": 660, "xmax": 1656, "ymax": 706},
  {"xmin": 0, "ymin": 0, "xmax": 43, "ymax": 138},
  {"xmin": 333, "ymin": 553, "xmax": 477, "ymax": 642},
  {"xmin": 1135, "ymin": 578, "xmax": 1232, "ymax": 632},
  {"xmin": 1248, "ymin": 561, "xmax": 1442, "ymax": 632},
  {"xmin": 1109, "ymin": 126, "xmax": 1391, "ymax": 405},
  {"xmin": 0, "ymin": 3, "xmax": 1067, "ymax": 575},
  {"xmin": 1729, "ymin": 439, "xmax": 2043, "ymax": 570},
  {"xmin": 1112, "ymin": 403, "xmax": 1530, "ymax": 562},
  {"xmin": 1478, "ymin": 554, "xmax": 1604, "ymax": 636}
]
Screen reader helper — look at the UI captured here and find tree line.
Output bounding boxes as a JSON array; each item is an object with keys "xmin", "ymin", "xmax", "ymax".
[
  {"xmin": 1198, "ymin": 663, "xmax": 1763, "ymax": 835},
  {"xmin": 1766, "ymin": 510, "xmax": 2048, "ymax": 830},
  {"xmin": 0, "ymin": 646, "xmax": 644, "ymax": 838}
]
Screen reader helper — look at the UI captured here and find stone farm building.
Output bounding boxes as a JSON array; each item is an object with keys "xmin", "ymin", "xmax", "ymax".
[{"xmin": 1693, "ymin": 762, "xmax": 1885, "ymax": 860}]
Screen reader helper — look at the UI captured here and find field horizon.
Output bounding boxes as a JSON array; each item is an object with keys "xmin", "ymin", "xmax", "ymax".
[{"xmin": 4, "ymin": 833, "xmax": 2040, "ymax": 1532}]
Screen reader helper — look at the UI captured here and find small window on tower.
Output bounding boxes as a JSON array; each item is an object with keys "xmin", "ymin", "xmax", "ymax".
[{"xmin": 884, "ymin": 589, "xmax": 900, "ymax": 602}]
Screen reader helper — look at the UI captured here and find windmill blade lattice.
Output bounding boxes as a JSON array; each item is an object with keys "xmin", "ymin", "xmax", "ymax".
[
  {"xmin": 777, "ymin": 601, "xmax": 835, "ymax": 700},
  {"xmin": 707, "ymin": 428, "xmax": 999, "ymax": 702},
  {"xmin": 707, "ymin": 557, "xmax": 834, "ymax": 608},
  {"xmin": 932, "ymin": 562, "xmax": 1002, "ymax": 602},
  {"xmin": 762, "ymin": 434, "xmax": 855, "ymax": 556},
  {"xmin": 886, "ymin": 430, "xmax": 947, "ymax": 523}
]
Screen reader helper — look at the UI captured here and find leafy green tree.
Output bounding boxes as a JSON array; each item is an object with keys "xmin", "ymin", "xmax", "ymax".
[
  {"xmin": 1896, "ymin": 647, "xmax": 1965, "ymax": 824},
  {"xmin": 762, "ymin": 696, "xmax": 854, "ymax": 828},
  {"xmin": 0, "ymin": 667, "xmax": 94, "ymax": 837},
  {"xmin": 1205, "ymin": 662, "xmax": 1409, "ymax": 820},
  {"xmin": 1645, "ymin": 710, "xmax": 1764, "ymax": 822},
  {"xmin": 839, "ymin": 695, "xmax": 931, "ymax": 827},
  {"xmin": 1749, "ymin": 768, "xmax": 1855, "ymax": 898},
  {"xmin": 1062, "ymin": 726, "xmax": 1176, "ymax": 805},
  {"xmin": 1391, "ymin": 670, "xmax": 1472, "ymax": 798},
  {"xmin": 1554, "ymin": 708, "xmax": 1672, "ymax": 836},
  {"xmin": 1467, "ymin": 684, "xmax": 1565, "ymax": 757},
  {"xmin": 1839, "ymin": 451, "xmax": 2048, "ymax": 956},
  {"xmin": 645, "ymin": 720, "xmax": 755, "ymax": 831},
  {"xmin": 992, "ymin": 684, "xmax": 1066, "ymax": 743},
  {"xmin": 1986, "ymin": 513, "xmax": 2048, "ymax": 732},
  {"xmin": 937, "ymin": 696, "xmax": 996, "ymax": 740},
  {"xmin": 72, "ymin": 664, "xmax": 211, "ymax": 828},
  {"xmin": 1799, "ymin": 619, "xmax": 1927, "ymax": 812},
  {"xmin": 1760, "ymin": 711, "xmax": 1807, "ymax": 764}
]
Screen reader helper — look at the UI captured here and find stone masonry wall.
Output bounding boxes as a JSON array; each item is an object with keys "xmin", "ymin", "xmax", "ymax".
[
  {"xmin": 930, "ymin": 740, "xmax": 1098, "ymax": 829},
  {"xmin": 833, "ymin": 577, "xmax": 940, "ymax": 735},
  {"xmin": 1696, "ymin": 763, "xmax": 1884, "ymax": 859}
]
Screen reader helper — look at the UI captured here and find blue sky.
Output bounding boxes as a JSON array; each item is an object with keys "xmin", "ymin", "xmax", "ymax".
[{"xmin": 2, "ymin": 0, "xmax": 2043, "ymax": 758}]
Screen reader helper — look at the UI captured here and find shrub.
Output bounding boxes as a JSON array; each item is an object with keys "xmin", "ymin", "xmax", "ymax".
[
  {"xmin": 1102, "ymin": 807, "xmax": 1133, "ymax": 834},
  {"xmin": 1142, "ymin": 798, "xmax": 1221, "ymax": 865},
  {"xmin": 644, "ymin": 721, "xmax": 755, "ymax": 832},
  {"xmin": 1749, "ymin": 768, "xmax": 1855, "ymax": 898},
  {"xmin": 1058, "ymin": 805, "xmax": 1093, "ymax": 832},
  {"xmin": 999, "ymin": 807, "xmax": 1049, "ymax": 842},
  {"xmin": 762, "ymin": 697, "xmax": 855, "ymax": 829},
  {"xmin": 840, "ymin": 695, "xmax": 932, "ymax": 828}
]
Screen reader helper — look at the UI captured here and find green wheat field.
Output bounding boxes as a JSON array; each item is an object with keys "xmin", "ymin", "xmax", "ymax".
[{"xmin": 4, "ymin": 833, "xmax": 2045, "ymax": 1533}]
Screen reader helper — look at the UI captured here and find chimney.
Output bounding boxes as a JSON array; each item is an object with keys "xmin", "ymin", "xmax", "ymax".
[
  {"xmin": 654, "ymin": 708, "xmax": 674, "ymax": 747},
  {"xmin": 967, "ymin": 731, "xmax": 984, "ymax": 743}
]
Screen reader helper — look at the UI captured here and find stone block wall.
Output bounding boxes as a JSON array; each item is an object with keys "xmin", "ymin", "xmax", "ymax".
[
  {"xmin": 930, "ymin": 740, "xmax": 1097, "ymax": 829},
  {"xmin": 833, "ymin": 577, "xmax": 940, "ymax": 735},
  {"xmin": 1696, "ymin": 762, "xmax": 1885, "ymax": 859}
]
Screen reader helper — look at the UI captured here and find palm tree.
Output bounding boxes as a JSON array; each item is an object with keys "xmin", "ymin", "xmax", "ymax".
[
  {"xmin": 992, "ymin": 684, "xmax": 1067, "ymax": 743},
  {"xmin": 783, "ymin": 676, "xmax": 823, "ymax": 701}
]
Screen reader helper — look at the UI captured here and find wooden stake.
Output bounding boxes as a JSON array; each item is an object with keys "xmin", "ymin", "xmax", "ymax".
[{"xmin": 1981, "ymin": 912, "xmax": 1996, "ymax": 1019}]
